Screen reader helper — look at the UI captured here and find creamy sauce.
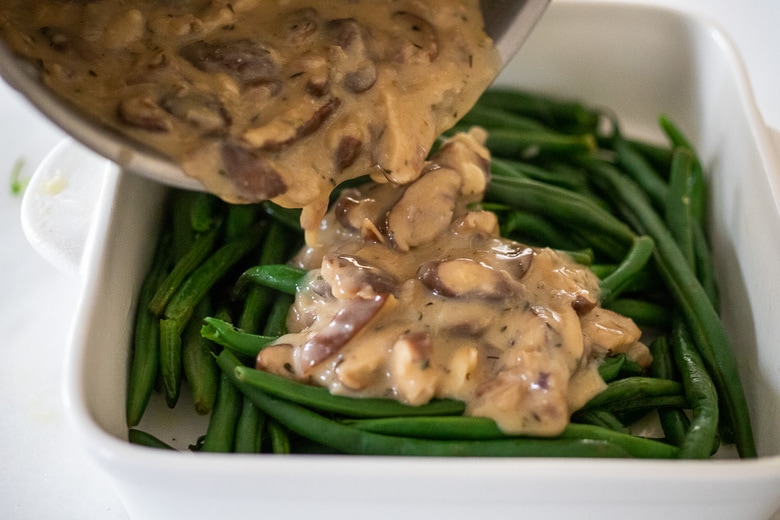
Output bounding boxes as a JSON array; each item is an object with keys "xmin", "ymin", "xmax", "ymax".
[
  {"xmin": 0, "ymin": 0, "xmax": 499, "ymax": 236},
  {"xmin": 260, "ymin": 129, "xmax": 650, "ymax": 436}
]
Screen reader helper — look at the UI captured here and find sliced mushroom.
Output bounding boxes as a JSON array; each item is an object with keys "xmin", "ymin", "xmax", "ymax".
[
  {"xmin": 386, "ymin": 166, "xmax": 461, "ymax": 251},
  {"xmin": 179, "ymin": 38, "xmax": 279, "ymax": 84},
  {"xmin": 320, "ymin": 253, "xmax": 398, "ymax": 299},
  {"xmin": 417, "ymin": 258, "xmax": 519, "ymax": 301},
  {"xmin": 334, "ymin": 136, "xmax": 362, "ymax": 171},
  {"xmin": 297, "ymin": 293, "xmax": 388, "ymax": 374},
  {"xmin": 117, "ymin": 93, "xmax": 172, "ymax": 132},
  {"xmin": 343, "ymin": 63, "xmax": 377, "ymax": 93},
  {"xmin": 220, "ymin": 141, "xmax": 287, "ymax": 199},
  {"xmin": 241, "ymin": 97, "xmax": 341, "ymax": 152},
  {"xmin": 160, "ymin": 90, "xmax": 231, "ymax": 135}
]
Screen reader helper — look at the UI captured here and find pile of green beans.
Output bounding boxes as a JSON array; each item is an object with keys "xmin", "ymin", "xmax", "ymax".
[{"xmin": 126, "ymin": 87, "xmax": 756, "ymax": 459}]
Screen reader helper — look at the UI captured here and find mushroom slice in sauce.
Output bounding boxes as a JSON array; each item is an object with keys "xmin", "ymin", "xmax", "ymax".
[{"xmin": 296, "ymin": 293, "xmax": 388, "ymax": 375}]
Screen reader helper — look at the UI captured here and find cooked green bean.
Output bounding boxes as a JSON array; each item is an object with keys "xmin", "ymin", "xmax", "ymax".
[
  {"xmin": 585, "ymin": 159, "xmax": 756, "ymax": 457},
  {"xmin": 230, "ymin": 355, "xmax": 465, "ymax": 418},
  {"xmin": 582, "ymin": 377, "xmax": 685, "ymax": 414},
  {"xmin": 237, "ymin": 220, "xmax": 294, "ymax": 333},
  {"xmin": 648, "ymin": 336, "xmax": 689, "ymax": 448},
  {"xmin": 477, "ymin": 88, "xmax": 600, "ymax": 134},
  {"xmin": 189, "ymin": 192, "xmax": 222, "ymax": 233},
  {"xmin": 201, "ymin": 317, "xmax": 277, "ymax": 358},
  {"xmin": 459, "ymin": 103, "xmax": 551, "ymax": 132},
  {"xmin": 262, "ymin": 201, "xmax": 303, "ymax": 232},
  {"xmin": 164, "ymin": 221, "xmax": 268, "ymax": 325},
  {"xmin": 234, "ymin": 399, "xmax": 266, "ymax": 454},
  {"xmin": 126, "ymin": 232, "xmax": 171, "ymax": 427},
  {"xmin": 217, "ymin": 350, "xmax": 631, "ymax": 458},
  {"xmin": 268, "ymin": 419, "xmax": 292, "ymax": 454},
  {"xmin": 159, "ymin": 317, "xmax": 184, "ymax": 408},
  {"xmin": 665, "ymin": 147, "xmax": 697, "ymax": 267},
  {"xmin": 605, "ymin": 298, "xmax": 672, "ymax": 329},
  {"xmin": 485, "ymin": 127, "xmax": 597, "ymax": 160},
  {"xmin": 148, "ymin": 224, "xmax": 220, "ymax": 316},
  {"xmin": 235, "ymin": 264, "xmax": 307, "ymax": 296},
  {"xmin": 128, "ymin": 429, "xmax": 176, "ymax": 451},
  {"xmin": 599, "ymin": 235, "xmax": 654, "ymax": 306},
  {"xmin": 182, "ymin": 298, "xmax": 218, "ymax": 415},
  {"xmin": 671, "ymin": 320, "xmax": 720, "ymax": 458},
  {"xmin": 200, "ymin": 370, "xmax": 244, "ymax": 453},
  {"xmin": 486, "ymin": 176, "xmax": 635, "ymax": 251},
  {"xmin": 262, "ymin": 292, "xmax": 295, "ymax": 337},
  {"xmin": 613, "ymin": 134, "xmax": 668, "ymax": 209}
]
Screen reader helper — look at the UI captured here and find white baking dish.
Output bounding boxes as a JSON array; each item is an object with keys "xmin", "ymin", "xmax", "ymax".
[{"xmin": 20, "ymin": 1, "xmax": 780, "ymax": 519}]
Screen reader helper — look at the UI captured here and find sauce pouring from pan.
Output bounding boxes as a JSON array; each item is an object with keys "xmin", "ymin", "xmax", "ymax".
[{"xmin": 0, "ymin": 1, "xmax": 550, "ymax": 195}]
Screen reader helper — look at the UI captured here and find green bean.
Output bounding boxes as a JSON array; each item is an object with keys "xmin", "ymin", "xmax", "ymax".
[
  {"xmin": 571, "ymin": 409, "xmax": 629, "ymax": 434},
  {"xmin": 201, "ymin": 317, "xmax": 277, "ymax": 358},
  {"xmin": 598, "ymin": 355, "xmax": 626, "ymax": 383},
  {"xmin": 502, "ymin": 208, "xmax": 582, "ymax": 250},
  {"xmin": 585, "ymin": 159, "xmax": 756, "ymax": 457},
  {"xmin": 492, "ymin": 156, "xmax": 589, "ymax": 192},
  {"xmin": 234, "ymin": 264, "xmax": 307, "ymax": 296},
  {"xmin": 671, "ymin": 319, "xmax": 720, "ymax": 459},
  {"xmin": 583, "ymin": 377, "xmax": 685, "ymax": 415},
  {"xmin": 262, "ymin": 292, "xmax": 295, "ymax": 337},
  {"xmin": 200, "ymin": 370, "xmax": 244, "ymax": 453},
  {"xmin": 659, "ymin": 115, "xmax": 706, "ymax": 221},
  {"xmin": 126, "ymin": 232, "xmax": 171, "ymax": 427},
  {"xmin": 128, "ymin": 429, "xmax": 176, "ymax": 450},
  {"xmin": 348, "ymin": 417, "xmax": 676, "ymax": 458},
  {"xmin": 459, "ymin": 103, "xmax": 551, "ymax": 132},
  {"xmin": 169, "ymin": 190, "xmax": 196, "ymax": 259},
  {"xmin": 666, "ymin": 147, "xmax": 697, "ymax": 267},
  {"xmin": 598, "ymin": 235, "xmax": 654, "ymax": 306},
  {"xmin": 486, "ymin": 176, "xmax": 635, "ymax": 251},
  {"xmin": 605, "ymin": 298, "xmax": 672, "ymax": 329},
  {"xmin": 164, "ymin": 221, "xmax": 268, "ymax": 325},
  {"xmin": 237, "ymin": 220, "xmax": 296, "ymax": 333},
  {"xmin": 485, "ymin": 127, "xmax": 597, "ymax": 161},
  {"xmin": 160, "ymin": 317, "xmax": 186, "ymax": 407},
  {"xmin": 613, "ymin": 135, "xmax": 668, "ymax": 209},
  {"xmin": 225, "ymin": 203, "xmax": 260, "ymax": 240},
  {"xmin": 477, "ymin": 88, "xmax": 600, "ymax": 134},
  {"xmin": 217, "ymin": 350, "xmax": 630, "ymax": 457},
  {"xmin": 624, "ymin": 138, "xmax": 673, "ymax": 175},
  {"xmin": 230, "ymin": 355, "xmax": 465, "ymax": 418},
  {"xmin": 190, "ymin": 192, "xmax": 222, "ymax": 233},
  {"xmin": 148, "ymin": 224, "xmax": 221, "ymax": 317},
  {"xmin": 693, "ymin": 223, "xmax": 719, "ymax": 306},
  {"xmin": 648, "ymin": 336, "xmax": 689, "ymax": 448},
  {"xmin": 234, "ymin": 398, "xmax": 266, "ymax": 454},
  {"xmin": 182, "ymin": 298, "xmax": 218, "ymax": 415},
  {"xmin": 268, "ymin": 419, "xmax": 292, "ymax": 454},
  {"xmin": 262, "ymin": 201, "xmax": 303, "ymax": 232}
]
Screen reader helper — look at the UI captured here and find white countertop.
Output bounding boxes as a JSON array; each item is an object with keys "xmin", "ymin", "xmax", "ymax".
[{"xmin": 1, "ymin": 1, "xmax": 778, "ymax": 518}]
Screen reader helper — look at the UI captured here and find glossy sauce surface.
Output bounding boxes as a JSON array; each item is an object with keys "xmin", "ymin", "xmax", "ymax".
[
  {"xmin": 259, "ymin": 130, "xmax": 650, "ymax": 436},
  {"xmin": 0, "ymin": 0, "xmax": 499, "ymax": 235}
]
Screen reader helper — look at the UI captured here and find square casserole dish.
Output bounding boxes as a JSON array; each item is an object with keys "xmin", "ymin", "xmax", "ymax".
[{"xmin": 23, "ymin": 1, "xmax": 780, "ymax": 519}]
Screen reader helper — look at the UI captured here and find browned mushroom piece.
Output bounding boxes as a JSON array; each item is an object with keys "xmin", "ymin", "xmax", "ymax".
[
  {"xmin": 298, "ymin": 293, "xmax": 388, "ymax": 374},
  {"xmin": 386, "ymin": 166, "xmax": 462, "ymax": 251},
  {"xmin": 220, "ymin": 141, "xmax": 287, "ymax": 199},
  {"xmin": 179, "ymin": 38, "xmax": 280, "ymax": 84},
  {"xmin": 320, "ymin": 253, "xmax": 399, "ymax": 299},
  {"xmin": 279, "ymin": 8, "xmax": 321, "ymax": 47},
  {"xmin": 117, "ymin": 93, "xmax": 172, "ymax": 132},
  {"xmin": 417, "ymin": 258, "xmax": 521, "ymax": 300},
  {"xmin": 242, "ymin": 97, "xmax": 342, "ymax": 152},
  {"xmin": 160, "ymin": 90, "xmax": 231, "ymax": 135}
]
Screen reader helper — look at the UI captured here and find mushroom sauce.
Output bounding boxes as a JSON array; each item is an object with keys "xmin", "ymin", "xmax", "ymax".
[
  {"xmin": 262, "ymin": 129, "xmax": 651, "ymax": 436},
  {"xmin": 2, "ymin": 1, "xmax": 651, "ymax": 436},
  {"xmin": 0, "ymin": 0, "xmax": 499, "ymax": 237}
]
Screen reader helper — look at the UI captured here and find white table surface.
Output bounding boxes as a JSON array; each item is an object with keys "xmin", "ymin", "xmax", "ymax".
[{"xmin": 1, "ymin": 1, "xmax": 779, "ymax": 518}]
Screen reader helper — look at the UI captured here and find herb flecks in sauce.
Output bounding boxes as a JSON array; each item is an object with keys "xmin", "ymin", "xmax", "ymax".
[
  {"xmin": 260, "ymin": 130, "xmax": 651, "ymax": 436},
  {"xmin": 0, "ymin": 0, "xmax": 499, "ymax": 238}
]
